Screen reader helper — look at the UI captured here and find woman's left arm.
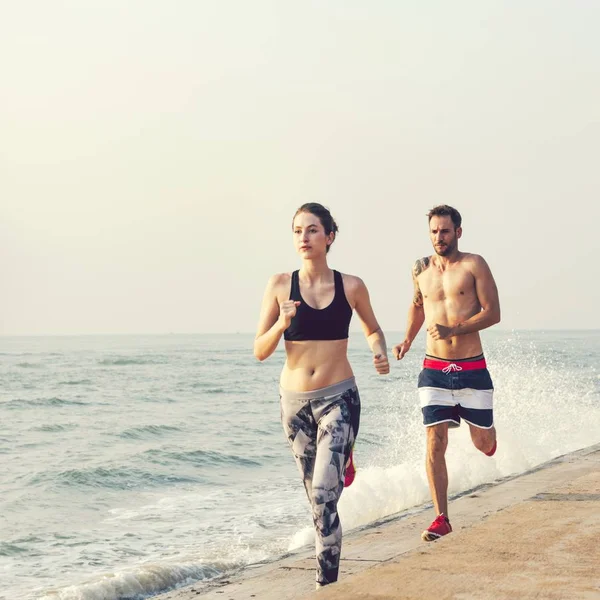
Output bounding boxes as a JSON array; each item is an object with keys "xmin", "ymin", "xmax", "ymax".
[{"xmin": 348, "ymin": 276, "xmax": 390, "ymax": 375}]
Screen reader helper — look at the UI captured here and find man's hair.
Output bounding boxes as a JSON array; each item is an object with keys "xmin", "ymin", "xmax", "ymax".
[{"xmin": 427, "ymin": 205, "xmax": 462, "ymax": 229}]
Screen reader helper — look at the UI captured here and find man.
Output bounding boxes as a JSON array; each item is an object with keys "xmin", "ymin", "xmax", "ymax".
[{"xmin": 393, "ymin": 205, "xmax": 500, "ymax": 541}]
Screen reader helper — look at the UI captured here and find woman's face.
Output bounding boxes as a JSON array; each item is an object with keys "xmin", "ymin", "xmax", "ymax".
[{"xmin": 292, "ymin": 211, "xmax": 333, "ymax": 257}]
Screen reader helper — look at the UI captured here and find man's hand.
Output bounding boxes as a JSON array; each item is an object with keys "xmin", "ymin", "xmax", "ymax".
[
  {"xmin": 393, "ymin": 340, "xmax": 411, "ymax": 360},
  {"xmin": 373, "ymin": 353, "xmax": 390, "ymax": 375},
  {"xmin": 427, "ymin": 324, "xmax": 454, "ymax": 340}
]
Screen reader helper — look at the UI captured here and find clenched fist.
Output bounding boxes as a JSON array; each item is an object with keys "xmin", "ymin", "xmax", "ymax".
[
  {"xmin": 393, "ymin": 340, "xmax": 411, "ymax": 360},
  {"xmin": 373, "ymin": 353, "xmax": 390, "ymax": 375},
  {"xmin": 279, "ymin": 300, "xmax": 301, "ymax": 330},
  {"xmin": 427, "ymin": 324, "xmax": 454, "ymax": 341}
]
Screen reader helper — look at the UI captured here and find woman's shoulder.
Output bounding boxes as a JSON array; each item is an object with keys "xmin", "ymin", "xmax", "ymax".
[
  {"xmin": 266, "ymin": 272, "xmax": 293, "ymax": 291},
  {"xmin": 338, "ymin": 272, "xmax": 366, "ymax": 292}
]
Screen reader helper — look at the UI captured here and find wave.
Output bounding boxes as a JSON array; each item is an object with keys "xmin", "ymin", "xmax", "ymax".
[
  {"xmin": 188, "ymin": 382, "xmax": 237, "ymax": 393},
  {"xmin": 4, "ymin": 397, "xmax": 87, "ymax": 409},
  {"xmin": 118, "ymin": 425, "xmax": 182, "ymax": 440},
  {"xmin": 99, "ymin": 356, "xmax": 170, "ymax": 366},
  {"xmin": 138, "ymin": 396, "xmax": 178, "ymax": 404},
  {"xmin": 31, "ymin": 423, "xmax": 77, "ymax": 433},
  {"xmin": 0, "ymin": 542, "xmax": 30, "ymax": 556},
  {"xmin": 289, "ymin": 334, "xmax": 600, "ymax": 551},
  {"xmin": 58, "ymin": 379, "xmax": 93, "ymax": 386},
  {"xmin": 187, "ymin": 382, "xmax": 252, "ymax": 395},
  {"xmin": 38, "ymin": 560, "xmax": 226, "ymax": 600},
  {"xmin": 143, "ymin": 448, "xmax": 260, "ymax": 468},
  {"xmin": 31, "ymin": 466, "xmax": 200, "ymax": 490}
]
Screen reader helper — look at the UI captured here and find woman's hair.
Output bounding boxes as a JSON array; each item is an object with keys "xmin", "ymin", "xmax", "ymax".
[{"xmin": 292, "ymin": 203, "xmax": 338, "ymax": 253}]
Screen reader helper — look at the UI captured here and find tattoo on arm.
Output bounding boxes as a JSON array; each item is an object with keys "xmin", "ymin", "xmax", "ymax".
[
  {"xmin": 411, "ymin": 257, "xmax": 429, "ymax": 307},
  {"xmin": 413, "ymin": 257, "xmax": 430, "ymax": 278},
  {"xmin": 413, "ymin": 287, "xmax": 423, "ymax": 307}
]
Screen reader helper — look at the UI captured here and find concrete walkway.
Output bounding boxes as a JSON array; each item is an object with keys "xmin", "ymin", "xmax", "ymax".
[{"xmin": 157, "ymin": 443, "xmax": 600, "ymax": 600}]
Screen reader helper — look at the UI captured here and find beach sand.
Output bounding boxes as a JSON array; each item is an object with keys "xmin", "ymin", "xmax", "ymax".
[{"xmin": 157, "ymin": 442, "xmax": 600, "ymax": 600}]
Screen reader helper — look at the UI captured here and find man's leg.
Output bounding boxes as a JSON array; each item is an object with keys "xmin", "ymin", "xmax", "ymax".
[
  {"xmin": 469, "ymin": 423, "xmax": 496, "ymax": 456},
  {"xmin": 425, "ymin": 422, "xmax": 449, "ymax": 516},
  {"xmin": 421, "ymin": 422, "xmax": 453, "ymax": 541}
]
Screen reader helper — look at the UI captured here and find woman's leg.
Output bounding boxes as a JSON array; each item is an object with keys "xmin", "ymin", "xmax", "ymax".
[
  {"xmin": 310, "ymin": 389, "xmax": 359, "ymax": 586},
  {"xmin": 280, "ymin": 384, "xmax": 360, "ymax": 587},
  {"xmin": 280, "ymin": 394, "xmax": 318, "ymax": 501}
]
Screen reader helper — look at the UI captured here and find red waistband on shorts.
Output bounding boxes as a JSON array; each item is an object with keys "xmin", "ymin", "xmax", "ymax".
[{"xmin": 423, "ymin": 357, "xmax": 487, "ymax": 371}]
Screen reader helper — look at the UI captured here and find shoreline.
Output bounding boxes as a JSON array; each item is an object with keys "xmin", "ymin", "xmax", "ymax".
[{"xmin": 155, "ymin": 441, "xmax": 600, "ymax": 599}]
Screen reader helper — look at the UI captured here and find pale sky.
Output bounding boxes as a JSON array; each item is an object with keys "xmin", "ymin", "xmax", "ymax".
[{"xmin": 1, "ymin": 1, "xmax": 599, "ymax": 336}]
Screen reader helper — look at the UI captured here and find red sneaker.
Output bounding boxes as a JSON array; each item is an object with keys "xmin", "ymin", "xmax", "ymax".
[
  {"xmin": 344, "ymin": 449, "xmax": 356, "ymax": 487},
  {"xmin": 421, "ymin": 513, "xmax": 452, "ymax": 542}
]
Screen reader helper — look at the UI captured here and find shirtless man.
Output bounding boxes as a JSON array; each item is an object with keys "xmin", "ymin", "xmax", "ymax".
[{"xmin": 393, "ymin": 205, "xmax": 501, "ymax": 541}]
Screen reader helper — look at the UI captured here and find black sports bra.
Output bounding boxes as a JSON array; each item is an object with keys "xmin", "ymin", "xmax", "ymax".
[{"xmin": 283, "ymin": 270, "xmax": 353, "ymax": 341}]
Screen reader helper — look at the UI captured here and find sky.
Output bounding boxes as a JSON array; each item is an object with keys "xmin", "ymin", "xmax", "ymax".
[{"xmin": 1, "ymin": 1, "xmax": 599, "ymax": 336}]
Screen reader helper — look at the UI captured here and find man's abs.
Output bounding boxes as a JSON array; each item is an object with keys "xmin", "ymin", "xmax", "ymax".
[
  {"xmin": 425, "ymin": 331, "xmax": 484, "ymax": 360},
  {"xmin": 423, "ymin": 301, "xmax": 484, "ymax": 359}
]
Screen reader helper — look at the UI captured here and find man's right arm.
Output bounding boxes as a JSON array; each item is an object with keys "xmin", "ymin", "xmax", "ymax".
[{"xmin": 393, "ymin": 259, "xmax": 427, "ymax": 360}]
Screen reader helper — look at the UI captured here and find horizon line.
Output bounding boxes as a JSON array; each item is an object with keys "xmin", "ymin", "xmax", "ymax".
[{"xmin": 1, "ymin": 328, "xmax": 599, "ymax": 338}]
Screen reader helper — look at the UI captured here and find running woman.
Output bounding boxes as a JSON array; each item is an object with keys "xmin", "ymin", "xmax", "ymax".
[{"xmin": 254, "ymin": 203, "xmax": 389, "ymax": 589}]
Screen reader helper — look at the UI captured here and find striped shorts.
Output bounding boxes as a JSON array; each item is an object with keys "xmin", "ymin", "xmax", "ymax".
[{"xmin": 418, "ymin": 354, "xmax": 494, "ymax": 429}]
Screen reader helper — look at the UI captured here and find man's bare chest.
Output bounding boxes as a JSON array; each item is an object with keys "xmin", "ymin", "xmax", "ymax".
[{"xmin": 419, "ymin": 268, "xmax": 474, "ymax": 301}]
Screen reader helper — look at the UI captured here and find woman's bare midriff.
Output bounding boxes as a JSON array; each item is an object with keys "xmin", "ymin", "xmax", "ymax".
[{"xmin": 280, "ymin": 339, "xmax": 353, "ymax": 391}]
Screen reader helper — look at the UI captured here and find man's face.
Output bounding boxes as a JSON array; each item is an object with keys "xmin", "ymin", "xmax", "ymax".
[{"xmin": 429, "ymin": 215, "xmax": 461, "ymax": 256}]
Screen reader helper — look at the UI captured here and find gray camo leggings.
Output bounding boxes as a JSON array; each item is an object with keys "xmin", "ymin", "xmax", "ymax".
[{"xmin": 280, "ymin": 377, "xmax": 361, "ymax": 586}]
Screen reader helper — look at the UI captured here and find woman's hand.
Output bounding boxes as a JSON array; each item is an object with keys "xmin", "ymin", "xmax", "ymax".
[
  {"xmin": 373, "ymin": 353, "xmax": 390, "ymax": 375},
  {"xmin": 278, "ymin": 300, "xmax": 301, "ymax": 330}
]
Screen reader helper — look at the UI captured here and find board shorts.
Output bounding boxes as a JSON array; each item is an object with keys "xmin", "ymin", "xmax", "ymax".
[{"xmin": 418, "ymin": 354, "xmax": 494, "ymax": 429}]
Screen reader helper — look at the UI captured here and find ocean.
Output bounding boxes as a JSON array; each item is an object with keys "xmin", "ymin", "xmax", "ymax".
[{"xmin": 1, "ymin": 330, "xmax": 599, "ymax": 600}]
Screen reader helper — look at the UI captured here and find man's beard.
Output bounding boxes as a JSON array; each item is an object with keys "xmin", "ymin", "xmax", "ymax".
[{"xmin": 435, "ymin": 241, "xmax": 456, "ymax": 256}]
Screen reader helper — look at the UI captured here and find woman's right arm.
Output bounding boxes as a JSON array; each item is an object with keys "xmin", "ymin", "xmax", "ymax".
[{"xmin": 253, "ymin": 274, "xmax": 299, "ymax": 361}]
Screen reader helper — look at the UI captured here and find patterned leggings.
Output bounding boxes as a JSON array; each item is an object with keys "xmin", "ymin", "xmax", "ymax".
[{"xmin": 280, "ymin": 377, "xmax": 361, "ymax": 586}]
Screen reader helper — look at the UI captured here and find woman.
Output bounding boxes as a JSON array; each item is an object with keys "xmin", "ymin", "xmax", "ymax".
[{"xmin": 254, "ymin": 203, "xmax": 389, "ymax": 589}]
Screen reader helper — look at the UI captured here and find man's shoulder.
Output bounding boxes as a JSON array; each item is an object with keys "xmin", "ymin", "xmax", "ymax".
[
  {"xmin": 460, "ymin": 251, "xmax": 484, "ymax": 260},
  {"xmin": 412, "ymin": 256, "xmax": 432, "ymax": 277},
  {"xmin": 458, "ymin": 252, "xmax": 488, "ymax": 268}
]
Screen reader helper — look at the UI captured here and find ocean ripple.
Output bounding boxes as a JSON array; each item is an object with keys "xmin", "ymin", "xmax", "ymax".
[{"xmin": 118, "ymin": 425, "xmax": 182, "ymax": 440}]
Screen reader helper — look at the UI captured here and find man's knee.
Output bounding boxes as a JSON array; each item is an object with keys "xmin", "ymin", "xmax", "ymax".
[
  {"xmin": 426, "ymin": 426, "xmax": 448, "ymax": 458},
  {"xmin": 471, "ymin": 427, "xmax": 496, "ymax": 454}
]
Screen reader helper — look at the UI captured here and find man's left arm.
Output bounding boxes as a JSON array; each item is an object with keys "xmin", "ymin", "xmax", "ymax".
[{"xmin": 429, "ymin": 256, "xmax": 501, "ymax": 339}]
